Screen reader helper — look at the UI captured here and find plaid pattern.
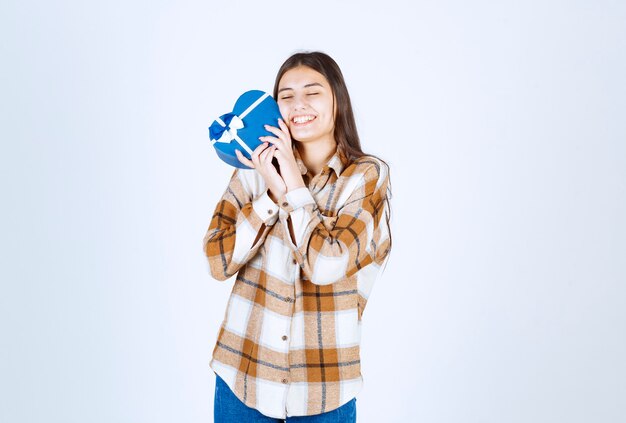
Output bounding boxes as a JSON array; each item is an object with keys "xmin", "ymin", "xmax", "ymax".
[{"xmin": 203, "ymin": 148, "xmax": 391, "ymax": 419}]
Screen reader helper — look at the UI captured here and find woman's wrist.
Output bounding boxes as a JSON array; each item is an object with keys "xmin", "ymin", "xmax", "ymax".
[
  {"xmin": 267, "ymin": 188, "xmax": 282, "ymax": 203},
  {"xmin": 285, "ymin": 175, "xmax": 306, "ymax": 192},
  {"xmin": 285, "ymin": 181, "xmax": 306, "ymax": 192},
  {"xmin": 282, "ymin": 169, "xmax": 306, "ymax": 191}
]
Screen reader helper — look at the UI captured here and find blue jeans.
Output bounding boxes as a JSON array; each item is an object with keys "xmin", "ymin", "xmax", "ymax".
[{"xmin": 214, "ymin": 373, "xmax": 357, "ymax": 422}]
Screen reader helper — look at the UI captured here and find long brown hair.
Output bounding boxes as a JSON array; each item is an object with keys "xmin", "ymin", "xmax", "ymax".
[{"xmin": 273, "ymin": 51, "xmax": 393, "ymax": 264}]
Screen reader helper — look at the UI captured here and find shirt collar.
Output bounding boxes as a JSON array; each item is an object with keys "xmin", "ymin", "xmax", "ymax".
[{"xmin": 293, "ymin": 146, "xmax": 345, "ymax": 177}]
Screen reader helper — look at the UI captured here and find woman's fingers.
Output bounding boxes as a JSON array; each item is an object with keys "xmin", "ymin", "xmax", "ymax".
[
  {"xmin": 262, "ymin": 124, "xmax": 282, "ymax": 138},
  {"xmin": 251, "ymin": 142, "xmax": 270, "ymax": 168},
  {"xmin": 235, "ymin": 149, "xmax": 254, "ymax": 168},
  {"xmin": 262, "ymin": 120, "xmax": 291, "ymax": 149},
  {"xmin": 264, "ymin": 119, "xmax": 290, "ymax": 138},
  {"xmin": 276, "ymin": 118, "xmax": 291, "ymax": 136},
  {"xmin": 236, "ymin": 145, "xmax": 285, "ymax": 198},
  {"xmin": 259, "ymin": 135, "xmax": 281, "ymax": 149},
  {"xmin": 258, "ymin": 144, "xmax": 274, "ymax": 164},
  {"xmin": 257, "ymin": 146, "xmax": 283, "ymax": 190}
]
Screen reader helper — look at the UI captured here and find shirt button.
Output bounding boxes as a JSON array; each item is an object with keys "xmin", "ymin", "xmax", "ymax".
[
  {"xmin": 267, "ymin": 209, "xmax": 273, "ymax": 214},
  {"xmin": 282, "ymin": 378, "xmax": 288, "ymax": 384},
  {"xmin": 282, "ymin": 335, "xmax": 288, "ymax": 341},
  {"xmin": 282, "ymin": 201, "xmax": 289, "ymax": 207},
  {"xmin": 292, "ymin": 259, "xmax": 297, "ymax": 265}
]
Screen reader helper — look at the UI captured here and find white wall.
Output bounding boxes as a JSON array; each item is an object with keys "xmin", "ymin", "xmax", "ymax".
[{"xmin": 1, "ymin": 0, "xmax": 625, "ymax": 422}]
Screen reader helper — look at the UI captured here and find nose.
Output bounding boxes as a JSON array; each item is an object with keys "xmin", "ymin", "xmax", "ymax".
[{"xmin": 292, "ymin": 93, "xmax": 308, "ymax": 111}]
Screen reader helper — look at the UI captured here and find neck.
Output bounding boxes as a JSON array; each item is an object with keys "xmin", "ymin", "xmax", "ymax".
[{"xmin": 296, "ymin": 137, "xmax": 337, "ymax": 176}]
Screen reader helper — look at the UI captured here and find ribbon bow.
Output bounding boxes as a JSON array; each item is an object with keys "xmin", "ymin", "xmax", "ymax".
[
  {"xmin": 210, "ymin": 113, "xmax": 245, "ymax": 144},
  {"xmin": 208, "ymin": 92, "xmax": 271, "ymax": 158}
]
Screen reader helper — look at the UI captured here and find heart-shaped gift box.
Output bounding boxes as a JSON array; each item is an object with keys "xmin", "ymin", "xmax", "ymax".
[{"xmin": 208, "ymin": 90, "xmax": 283, "ymax": 168}]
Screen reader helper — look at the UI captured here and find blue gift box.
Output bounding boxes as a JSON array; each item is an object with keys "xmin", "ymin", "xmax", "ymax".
[{"xmin": 208, "ymin": 90, "xmax": 283, "ymax": 168}]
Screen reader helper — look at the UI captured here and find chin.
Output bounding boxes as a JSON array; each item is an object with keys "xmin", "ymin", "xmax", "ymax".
[{"xmin": 289, "ymin": 131, "xmax": 309, "ymax": 140}]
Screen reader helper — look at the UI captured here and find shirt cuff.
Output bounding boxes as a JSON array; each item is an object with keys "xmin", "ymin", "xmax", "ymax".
[
  {"xmin": 252, "ymin": 190, "xmax": 280, "ymax": 225},
  {"xmin": 278, "ymin": 187, "xmax": 317, "ymax": 213}
]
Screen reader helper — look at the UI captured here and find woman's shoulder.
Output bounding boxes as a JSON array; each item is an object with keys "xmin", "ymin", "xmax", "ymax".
[{"xmin": 350, "ymin": 154, "xmax": 390, "ymax": 182}]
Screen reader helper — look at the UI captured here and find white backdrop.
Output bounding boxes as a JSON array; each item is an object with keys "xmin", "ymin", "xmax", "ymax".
[{"xmin": 1, "ymin": 1, "xmax": 625, "ymax": 422}]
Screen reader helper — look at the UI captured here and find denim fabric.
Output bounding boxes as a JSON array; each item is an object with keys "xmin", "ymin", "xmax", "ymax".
[{"xmin": 214, "ymin": 373, "xmax": 357, "ymax": 423}]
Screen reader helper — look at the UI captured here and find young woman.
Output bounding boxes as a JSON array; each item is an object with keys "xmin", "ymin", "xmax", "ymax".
[{"xmin": 204, "ymin": 51, "xmax": 392, "ymax": 422}]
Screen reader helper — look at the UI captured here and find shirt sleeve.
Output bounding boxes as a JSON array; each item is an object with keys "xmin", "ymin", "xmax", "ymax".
[
  {"xmin": 277, "ymin": 161, "xmax": 391, "ymax": 285},
  {"xmin": 203, "ymin": 168, "xmax": 279, "ymax": 281}
]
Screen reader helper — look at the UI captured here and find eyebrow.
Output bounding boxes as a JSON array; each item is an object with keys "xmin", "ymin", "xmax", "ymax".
[{"xmin": 277, "ymin": 82, "xmax": 324, "ymax": 94}]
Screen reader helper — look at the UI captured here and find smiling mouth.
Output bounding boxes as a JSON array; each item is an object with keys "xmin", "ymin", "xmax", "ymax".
[{"xmin": 291, "ymin": 115, "xmax": 316, "ymax": 126}]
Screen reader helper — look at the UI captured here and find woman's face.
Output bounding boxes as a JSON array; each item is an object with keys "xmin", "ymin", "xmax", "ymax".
[{"xmin": 276, "ymin": 66, "xmax": 336, "ymax": 145}]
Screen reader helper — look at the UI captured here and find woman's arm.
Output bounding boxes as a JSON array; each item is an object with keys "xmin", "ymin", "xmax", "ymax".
[
  {"xmin": 203, "ymin": 168, "xmax": 279, "ymax": 281},
  {"xmin": 277, "ymin": 159, "xmax": 391, "ymax": 285}
]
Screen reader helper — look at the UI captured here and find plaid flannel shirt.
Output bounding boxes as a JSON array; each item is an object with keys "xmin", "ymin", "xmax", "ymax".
[{"xmin": 203, "ymin": 148, "xmax": 391, "ymax": 418}]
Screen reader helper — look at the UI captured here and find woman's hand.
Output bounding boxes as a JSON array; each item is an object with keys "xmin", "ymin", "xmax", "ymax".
[
  {"xmin": 260, "ymin": 119, "xmax": 306, "ymax": 191},
  {"xmin": 235, "ymin": 142, "xmax": 286, "ymax": 203}
]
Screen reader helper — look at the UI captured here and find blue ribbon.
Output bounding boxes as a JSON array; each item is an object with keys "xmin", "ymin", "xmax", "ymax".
[{"xmin": 209, "ymin": 113, "xmax": 245, "ymax": 144}]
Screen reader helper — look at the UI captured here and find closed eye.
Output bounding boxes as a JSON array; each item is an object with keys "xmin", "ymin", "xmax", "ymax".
[
  {"xmin": 280, "ymin": 96, "xmax": 293, "ymax": 100},
  {"xmin": 307, "ymin": 93, "xmax": 319, "ymax": 96}
]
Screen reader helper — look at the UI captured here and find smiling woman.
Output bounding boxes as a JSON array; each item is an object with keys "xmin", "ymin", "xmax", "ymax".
[
  {"xmin": 272, "ymin": 53, "xmax": 378, "ymax": 174},
  {"xmin": 204, "ymin": 51, "xmax": 393, "ymax": 423},
  {"xmin": 274, "ymin": 67, "xmax": 336, "ymax": 167}
]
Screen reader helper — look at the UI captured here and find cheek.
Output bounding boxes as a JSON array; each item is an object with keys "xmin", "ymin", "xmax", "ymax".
[
  {"xmin": 316, "ymin": 98, "xmax": 334, "ymax": 117},
  {"xmin": 278, "ymin": 103, "xmax": 289, "ymax": 121}
]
